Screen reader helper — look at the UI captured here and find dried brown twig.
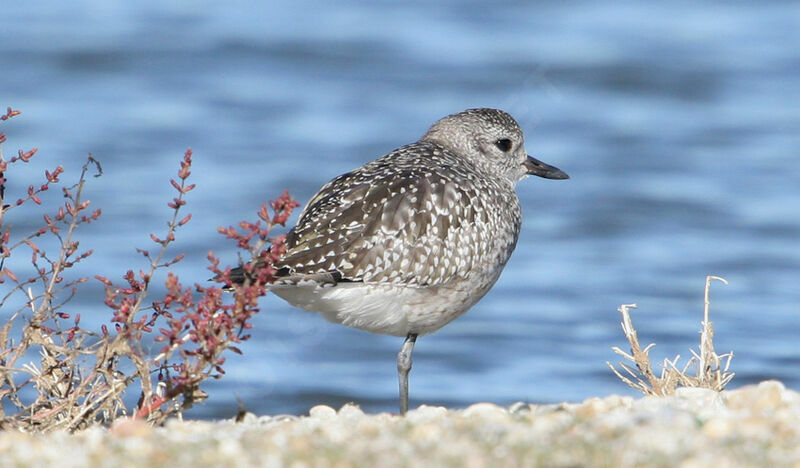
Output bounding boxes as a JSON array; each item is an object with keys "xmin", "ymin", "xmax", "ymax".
[
  {"xmin": 0, "ymin": 107, "xmax": 298, "ymax": 431},
  {"xmin": 607, "ymin": 276, "xmax": 734, "ymax": 396}
]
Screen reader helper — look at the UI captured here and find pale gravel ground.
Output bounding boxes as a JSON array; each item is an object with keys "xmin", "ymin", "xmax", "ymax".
[{"xmin": 1, "ymin": 381, "xmax": 799, "ymax": 467}]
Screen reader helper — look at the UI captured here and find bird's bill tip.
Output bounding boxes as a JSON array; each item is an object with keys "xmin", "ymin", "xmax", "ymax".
[{"xmin": 523, "ymin": 155, "xmax": 569, "ymax": 180}]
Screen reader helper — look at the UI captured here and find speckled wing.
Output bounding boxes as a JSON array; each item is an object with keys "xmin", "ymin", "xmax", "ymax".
[{"xmin": 275, "ymin": 142, "xmax": 520, "ymax": 287}]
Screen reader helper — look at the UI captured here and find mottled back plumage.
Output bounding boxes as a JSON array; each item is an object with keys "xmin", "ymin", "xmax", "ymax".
[{"xmin": 277, "ymin": 139, "xmax": 522, "ymax": 288}]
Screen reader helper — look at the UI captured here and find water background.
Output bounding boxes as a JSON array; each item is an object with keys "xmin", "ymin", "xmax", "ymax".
[{"xmin": 2, "ymin": 1, "xmax": 799, "ymax": 418}]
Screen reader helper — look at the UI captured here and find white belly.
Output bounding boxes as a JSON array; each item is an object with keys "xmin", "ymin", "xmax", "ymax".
[{"xmin": 270, "ymin": 279, "xmax": 495, "ymax": 337}]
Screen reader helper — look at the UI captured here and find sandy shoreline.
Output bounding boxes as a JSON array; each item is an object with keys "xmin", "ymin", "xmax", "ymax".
[{"xmin": 0, "ymin": 381, "xmax": 798, "ymax": 467}]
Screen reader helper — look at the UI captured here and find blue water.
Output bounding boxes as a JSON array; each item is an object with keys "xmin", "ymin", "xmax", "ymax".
[{"xmin": 1, "ymin": 1, "xmax": 799, "ymax": 418}]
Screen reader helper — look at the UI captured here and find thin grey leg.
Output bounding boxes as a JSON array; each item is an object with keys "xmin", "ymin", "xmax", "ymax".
[{"xmin": 397, "ymin": 333, "xmax": 418, "ymax": 415}]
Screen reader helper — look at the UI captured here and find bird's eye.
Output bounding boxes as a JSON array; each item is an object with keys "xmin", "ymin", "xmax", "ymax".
[{"xmin": 495, "ymin": 138, "xmax": 512, "ymax": 152}]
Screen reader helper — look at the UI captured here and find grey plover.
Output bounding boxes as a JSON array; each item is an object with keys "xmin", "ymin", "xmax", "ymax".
[{"xmin": 232, "ymin": 108, "xmax": 568, "ymax": 414}]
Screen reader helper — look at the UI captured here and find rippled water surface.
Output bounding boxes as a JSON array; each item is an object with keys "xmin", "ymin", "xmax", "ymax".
[{"xmin": 2, "ymin": 1, "xmax": 799, "ymax": 417}]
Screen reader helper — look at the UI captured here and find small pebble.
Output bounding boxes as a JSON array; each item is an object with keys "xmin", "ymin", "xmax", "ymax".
[
  {"xmin": 308, "ymin": 405, "xmax": 337, "ymax": 420},
  {"xmin": 461, "ymin": 402, "xmax": 509, "ymax": 422},
  {"xmin": 110, "ymin": 418, "xmax": 151, "ymax": 438},
  {"xmin": 702, "ymin": 417, "xmax": 733, "ymax": 439},
  {"xmin": 405, "ymin": 405, "xmax": 448, "ymax": 424},
  {"xmin": 337, "ymin": 403, "xmax": 365, "ymax": 419}
]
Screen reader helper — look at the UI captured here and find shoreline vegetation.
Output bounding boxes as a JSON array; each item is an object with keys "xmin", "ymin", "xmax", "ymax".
[
  {"xmin": 2, "ymin": 109, "xmax": 798, "ymax": 464},
  {"xmin": 607, "ymin": 275, "xmax": 735, "ymax": 396},
  {"xmin": 1, "ymin": 108, "xmax": 300, "ymax": 429}
]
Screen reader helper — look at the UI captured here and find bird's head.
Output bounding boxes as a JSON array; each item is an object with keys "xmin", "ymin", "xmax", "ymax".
[{"xmin": 422, "ymin": 108, "xmax": 569, "ymax": 184}]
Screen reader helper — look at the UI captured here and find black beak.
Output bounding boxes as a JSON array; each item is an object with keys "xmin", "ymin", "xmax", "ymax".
[{"xmin": 523, "ymin": 155, "xmax": 569, "ymax": 180}]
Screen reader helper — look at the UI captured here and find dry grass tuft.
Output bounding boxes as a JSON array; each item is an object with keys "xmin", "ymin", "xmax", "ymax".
[{"xmin": 607, "ymin": 275, "xmax": 735, "ymax": 396}]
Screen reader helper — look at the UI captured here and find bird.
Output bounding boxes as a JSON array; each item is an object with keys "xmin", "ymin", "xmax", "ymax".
[{"xmin": 229, "ymin": 108, "xmax": 568, "ymax": 414}]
